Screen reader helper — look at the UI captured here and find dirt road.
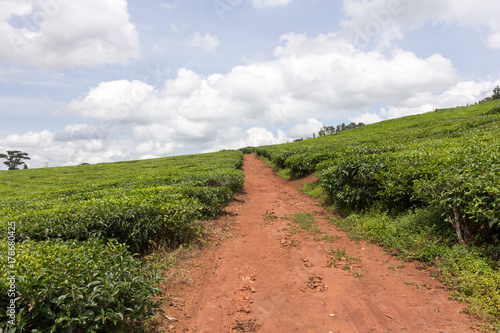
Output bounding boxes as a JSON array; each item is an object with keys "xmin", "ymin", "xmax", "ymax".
[{"xmin": 159, "ymin": 154, "xmax": 479, "ymax": 332}]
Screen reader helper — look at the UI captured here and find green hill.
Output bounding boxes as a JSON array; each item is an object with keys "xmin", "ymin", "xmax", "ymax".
[
  {"xmin": 244, "ymin": 100, "xmax": 500, "ymax": 329},
  {"xmin": 0, "ymin": 151, "xmax": 244, "ymax": 332},
  {"xmin": 1, "ymin": 100, "xmax": 499, "ymax": 331}
]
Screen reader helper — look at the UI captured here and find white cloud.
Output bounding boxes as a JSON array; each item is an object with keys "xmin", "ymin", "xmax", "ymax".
[
  {"xmin": 287, "ymin": 118, "xmax": 324, "ymax": 138},
  {"xmin": 67, "ymin": 80, "xmax": 158, "ymax": 123},
  {"xmin": 340, "ymin": 0, "xmax": 500, "ymax": 50},
  {"xmin": 349, "ymin": 112, "xmax": 383, "ymax": 125},
  {"xmin": 0, "ymin": 0, "xmax": 32, "ymax": 22},
  {"xmin": 58, "ymin": 31, "xmax": 463, "ymax": 164},
  {"xmin": 0, "ymin": 125, "xmax": 130, "ymax": 168},
  {"xmin": 1, "ymin": 130, "xmax": 53, "ymax": 148},
  {"xmin": 0, "ymin": 0, "xmax": 140, "ymax": 69},
  {"xmin": 187, "ymin": 32, "xmax": 220, "ymax": 52},
  {"xmin": 378, "ymin": 79, "xmax": 500, "ymax": 119},
  {"xmin": 488, "ymin": 32, "xmax": 500, "ymax": 49},
  {"xmin": 203, "ymin": 127, "xmax": 290, "ymax": 153},
  {"xmin": 6, "ymin": 25, "xmax": 493, "ymax": 167},
  {"xmin": 251, "ymin": 0, "xmax": 293, "ymax": 9}
]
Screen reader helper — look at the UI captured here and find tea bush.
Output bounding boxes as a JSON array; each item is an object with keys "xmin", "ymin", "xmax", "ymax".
[
  {"xmin": 0, "ymin": 239, "xmax": 163, "ymax": 332},
  {"xmin": 244, "ymin": 101, "xmax": 500, "ymax": 237},
  {"xmin": 0, "ymin": 150, "xmax": 244, "ymax": 331}
]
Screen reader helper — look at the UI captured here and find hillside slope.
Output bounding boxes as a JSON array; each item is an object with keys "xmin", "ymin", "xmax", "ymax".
[
  {"xmin": 246, "ymin": 101, "xmax": 500, "ymax": 241},
  {"xmin": 243, "ymin": 101, "xmax": 500, "ymax": 328},
  {"xmin": 0, "ymin": 151, "xmax": 244, "ymax": 331}
]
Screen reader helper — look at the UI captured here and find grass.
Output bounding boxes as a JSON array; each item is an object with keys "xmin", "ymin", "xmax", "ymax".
[
  {"xmin": 328, "ymin": 210, "xmax": 500, "ymax": 331},
  {"xmin": 286, "ymin": 212, "xmax": 322, "ymax": 235},
  {"xmin": 327, "ymin": 247, "xmax": 360, "ymax": 271}
]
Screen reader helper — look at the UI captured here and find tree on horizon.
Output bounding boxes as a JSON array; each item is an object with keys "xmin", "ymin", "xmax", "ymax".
[
  {"xmin": 493, "ymin": 86, "xmax": 500, "ymax": 100},
  {"xmin": 0, "ymin": 150, "xmax": 31, "ymax": 170}
]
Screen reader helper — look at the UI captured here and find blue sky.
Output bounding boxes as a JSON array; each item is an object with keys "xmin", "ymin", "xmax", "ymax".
[{"xmin": 1, "ymin": 0, "xmax": 499, "ymax": 168}]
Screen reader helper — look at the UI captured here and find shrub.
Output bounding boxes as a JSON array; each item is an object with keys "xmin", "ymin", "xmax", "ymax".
[
  {"xmin": 320, "ymin": 155, "xmax": 386, "ymax": 211},
  {"xmin": 414, "ymin": 147, "xmax": 500, "ymax": 242},
  {"xmin": 285, "ymin": 152, "xmax": 336, "ymax": 178},
  {"xmin": 439, "ymin": 245, "xmax": 500, "ymax": 323},
  {"xmin": 14, "ymin": 195, "xmax": 203, "ymax": 253},
  {"xmin": 0, "ymin": 239, "xmax": 163, "ymax": 332}
]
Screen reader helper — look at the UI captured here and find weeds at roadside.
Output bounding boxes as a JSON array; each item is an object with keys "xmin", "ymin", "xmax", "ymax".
[
  {"xmin": 328, "ymin": 210, "xmax": 500, "ymax": 331},
  {"xmin": 327, "ymin": 247, "xmax": 360, "ymax": 271},
  {"xmin": 286, "ymin": 212, "xmax": 323, "ymax": 235},
  {"xmin": 314, "ymin": 234, "xmax": 342, "ymax": 243}
]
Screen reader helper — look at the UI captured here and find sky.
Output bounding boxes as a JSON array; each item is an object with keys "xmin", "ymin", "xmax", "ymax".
[{"xmin": 1, "ymin": 0, "xmax": 499, "ymax": 168}]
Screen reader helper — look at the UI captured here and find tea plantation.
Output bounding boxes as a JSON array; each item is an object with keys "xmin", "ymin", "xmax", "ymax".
[
  {"xmin": 0, "ymin": 150, "xmax": 244, "ymax": 332},
  {"xmin": 244, "ymin": 101, "xmax": 500, "ymax": 328}
]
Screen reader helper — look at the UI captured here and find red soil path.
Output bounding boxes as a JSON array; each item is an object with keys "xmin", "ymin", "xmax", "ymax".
[{"xmin": 158, "ymin": 154, "xmax": 480, "ymax": 333}]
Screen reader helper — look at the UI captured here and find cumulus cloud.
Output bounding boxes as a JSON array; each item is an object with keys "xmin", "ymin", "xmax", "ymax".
[
  {"xmin": 203, "ymin": 127, "xmax": 290, "ymax": 153},
  {"xmin": 287, "ymin": 118, "xmax": 324, "ymax": 138},
  {"xmin": 187, "ymin": 32, "xmax": 220, "ymax": 52},
  {"xmin": 4, "ymin": 24, "xmax": 491, "ymax": 167},
  {"xmin": 349, "ymin": 112, "xmax": 383, "ymax": 125},
  {"xmin": 488, "ymin": 32, "xmax": 500, "ymax": 49},
  {"xmin": 0, "ymin": 0, "xmax": 32, "ymax": 22},
  {"xmin": 57, "ymin": 31, "xmax": 462, "ymax": 165},
  {"xmin": 0, "ymin": 0, "xmax": 140, "ymax": 69},
  {"xmin": 340, "ymin": 0, "xmax": 500, "ymax": 50},
  {"xmin": 53, "ymin": 124, "xmax": 112, "ymax": 142},
  {"xmin": 0, "ymin": 124, "xmax": 130, "ymax": 168},
  {"xmin": 358, "ymin": 79, "xmax": 500, "ymax": 121}
]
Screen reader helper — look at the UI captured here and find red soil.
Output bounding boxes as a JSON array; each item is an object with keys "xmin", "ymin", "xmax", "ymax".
[{"xmin": 158, "ymin": 154, "xmax": 480, "ymax": 333}]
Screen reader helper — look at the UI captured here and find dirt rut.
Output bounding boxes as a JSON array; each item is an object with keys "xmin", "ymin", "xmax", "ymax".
[{"xmin": 159, "ymin": 154, "xmax": 479, "ymax": 333}]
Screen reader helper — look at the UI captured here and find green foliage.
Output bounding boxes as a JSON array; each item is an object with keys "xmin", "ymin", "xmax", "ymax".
[
  {"xmin": 287, "ymin": 212, "xmax": 321, "ymax": 234},
  {"xmin": 331, "ymin": 209, "xmax": 454, "ymax": 262},
  {"xmin": 0, "ymin": 151, "xmax": 244, "ymax": 251},
  {"xmin": 321, "ymin": 155, "xmax": 386, "ymax": 211},
  {"xmin": 493, "ymin": 86, "xmax": 500, "ymax": 100},
  {"xmin": 0, "ymin": 150, "xmax": 244, "ymax": 332},
  {"xmin": 0, "ymin": 239, "xmax": 163, "ymax": 332},
  {"xmin": 243, "ymin": 101, "xmax": 500, "ymax": 327},
  {"xmin": 0, "ymin": 151, "xmax": 30, "ymax": 171},
  {"xmin": 439, "ymin": 245, "xmax": 500, "ymax": 325},
  {"xmin": 244, "ymin": 101, "xmax": 500, "ymax": 239},
  {"xmin": 285, "ymin": 152, "xmax": 335, "ymax": 178},
  {"xmin": 414, "ymin": 144, "xmax": 500, "ymax": 241},
  {"xmin": 487, "ymin": 104, "xmax": 500, "ymax": 114},
  {"xmin": 13, "ymin": 194, "xmax": 204, "ymax": 253}
]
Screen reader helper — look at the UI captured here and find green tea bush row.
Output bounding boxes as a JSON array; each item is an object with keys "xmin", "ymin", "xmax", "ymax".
[
  {"xmin": 245, "ymin": 102, "xmax": 500, "ymax": 238},
  {"xmin": 0, "ymin": 239, "xmax": 163, "ymax": 332},
  {"xmin": 0, "ymin": 150, "xmax": 244, "ymax": 332},
  {"xmin": 14, "ymin": 195, "xmax": 204, "ymax": 253},
  {"xmin": 0, "ymin": 152, "xmax": 245, "ymax": 253},
  {"xmin": 414, "ymin": 145, "xmax": 500, "ymax": 241},
  {"xmin": 285, "ymin": 152, "xmax": 336, "ymax": 178}
]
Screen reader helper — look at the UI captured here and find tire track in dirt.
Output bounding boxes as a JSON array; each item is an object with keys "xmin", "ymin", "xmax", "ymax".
[{"xmin": 158, "ymin": 154, "xmax": 480, "ymax": 333}]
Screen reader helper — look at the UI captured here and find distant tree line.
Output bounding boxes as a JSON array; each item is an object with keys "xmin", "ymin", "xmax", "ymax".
[
  {"xmin": 477, "ymin": 85, "xmax": 500, "ymax": 104},
  {"xmin": 316, "ymin": 122, "xmax": 365, "ymax": 138}
]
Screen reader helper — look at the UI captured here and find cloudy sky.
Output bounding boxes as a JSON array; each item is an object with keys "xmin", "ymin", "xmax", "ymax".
[{"xmin": 1, "ymin": 0, "xmax": 499, "ymax": 168}]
